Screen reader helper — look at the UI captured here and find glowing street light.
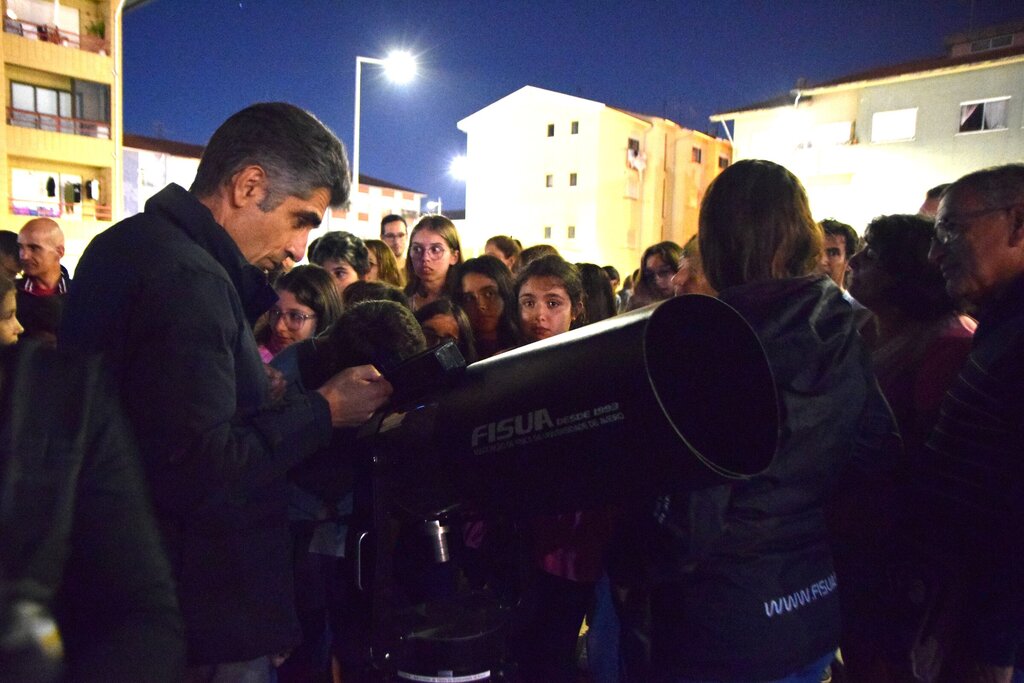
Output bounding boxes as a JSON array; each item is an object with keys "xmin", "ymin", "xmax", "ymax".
[
  {"xmin": 425, "ymin": 197, "xmax": 443, "ymax": 215},
  {"xmin": 449, "ymin": 154, "xmax": 468, "ymax": 182},
  {"xmin": 351, "ymin": 50, "xmax": 417, "ymax": 224}
]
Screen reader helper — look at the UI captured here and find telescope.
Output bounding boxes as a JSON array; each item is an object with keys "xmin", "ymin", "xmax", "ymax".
[{"xmin": 347, "ymin": 294, "xmax": 780, "ymax": 681}]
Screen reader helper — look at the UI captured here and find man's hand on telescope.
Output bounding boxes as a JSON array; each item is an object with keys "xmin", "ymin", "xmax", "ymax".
[{"xmin": 316, "ymin": 364, "xmax": 393, "ymax": 428}]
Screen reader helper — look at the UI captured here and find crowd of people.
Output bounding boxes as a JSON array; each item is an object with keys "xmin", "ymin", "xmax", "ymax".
[{"xmin": 0, "ymin": 100, "xmax": 1022, "ymax": 683}]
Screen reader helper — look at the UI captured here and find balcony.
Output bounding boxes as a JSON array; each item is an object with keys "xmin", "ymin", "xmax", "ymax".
[
  {"xmin": 9, "ymin": 196, "xmax": 112, "ymax": 221},
  {"xmin": 7, "ymin": 106, "xmax": 110, "ymax": 139},
  {"xmin": 3, "ymin": 16, "xmax": 108, "ymax": 55}
]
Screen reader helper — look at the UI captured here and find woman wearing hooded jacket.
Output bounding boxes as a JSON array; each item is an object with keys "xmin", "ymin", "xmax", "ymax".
[{"xmin": 623, "ymin": 159, "xmax": 897, "ymax": 683}]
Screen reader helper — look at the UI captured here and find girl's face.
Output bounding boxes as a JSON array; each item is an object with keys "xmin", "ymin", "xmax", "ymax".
[
  {"xmin": 365, "ymin": 251, "xmax": 380, "ymax": 282},
  {"xmin": 484, "ymin": 243, "xmax": 515, "ymax": 271},
  {"xmin": 644, "ymin": 254, "xmax": 676, "ymax": 298},
  {"xmin": 460, "ymin": 272, "xmax": 503, "ymax": 338},
  {"xmin": 321, "ymin": 257, "xmax": 361, "ymax": 295},
  {"xmin": 267, "ymin": 289, "xmax": 317, "ymax": 355},
  {"xmin": 847, "ymin": 241, "xmax": 894, "ymax": 312},
  {"xmin": 518, "ymin": 275, "xmax": 575, "ymax": 342},
  {"xmin": 421, "ymin": 313, "xmax": 460, "ymax": 347},
  {"xmin": 0, "ymin": 290, "xmax": 23, "ymax": 346},
  {"xmin": 409, "ymin": 229, "xmax": 458, "ymax": 284}
]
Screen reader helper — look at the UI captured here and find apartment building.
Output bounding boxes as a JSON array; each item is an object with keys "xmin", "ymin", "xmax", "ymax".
[
  {"xmin": 457, "ymin": 86, "xmax": 731, "ymax": 273},
  {"xmin": 330, "ymin": 175, "xmax": 423, "ymax": 242},
  {"xmin": 710, "ymin": 22, "xmax": 1024, "ymax": 230},
  {"xmin": 2, "ymin": 0, "xmax": 121, "ymax": 266}
]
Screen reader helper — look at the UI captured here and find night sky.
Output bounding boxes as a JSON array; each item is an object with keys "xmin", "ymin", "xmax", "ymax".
[{"xmin": 124, "ymin": 0, "xmax": 1024, "ymax": 211}]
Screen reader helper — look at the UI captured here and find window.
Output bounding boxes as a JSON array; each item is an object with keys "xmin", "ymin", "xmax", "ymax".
[
  {"xmin": 571, "ymin": 121, "xmax": 579, "ymax": 134},
  {"xmin": 569, "ymin": 172, "xmax": 577, "ymax": 187},
  {"xmin": 547, "ymin": 123, "xmax": 555, "ymax": 137},
  {"xmin": 691, "ymin": 147, "xmax": 703, "ymax": 163},
  {"xmin": 10, "ymin": 81, "xmax": 72, "ymax": 132},
  {"xmin": 545, "ymin": 174, "xmax": 553, "ymax": 188},
  {"xmin": 718, "ymin": 156, "xmax": 730, "ymax": 170},
  {"xmin": 627, "ymin": 138, "xmax": 640, "ymax": 155},
  {"xmin": 959, "ymin": 97, "xmax": 1009, "ymax": 133},
  {"xmin": 871, "ymin": 108, "xmax": 917, "ymax": 143},
  {"xmin": 543, "ymin": 226, "xmax": 552, "ymax": 239},
  {"xmin": 970, "ymin": 34, "xmax": 1013, "ymax": 53},
  {"xmin": 567, "ymin": 225, "xmax": 576, "ymax": 239}
]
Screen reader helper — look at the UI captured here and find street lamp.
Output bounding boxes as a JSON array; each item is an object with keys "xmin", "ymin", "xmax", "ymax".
[
  {"xmin": 425, "ymin": 197, "xmax": 443, "ymax": 215},
  {"xmin": 351, "ymin": 50, "xmax": 417, "ymax": 224}
]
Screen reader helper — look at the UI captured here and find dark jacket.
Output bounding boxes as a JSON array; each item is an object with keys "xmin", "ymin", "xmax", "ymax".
[
  {"xmin": 0, "ymin": 341, "xmax": 184, "ymax": 681},
  {"xmin": 638, "ymin": 276, "xmax": 896, "ymax": 680},
  {"xmin": 60, "ymin": 184, "xmax": 334, "ymax": 664}
]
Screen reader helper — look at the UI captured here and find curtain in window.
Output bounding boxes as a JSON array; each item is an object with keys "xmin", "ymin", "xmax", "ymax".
[{"xmin": 983, "ymin": 100, "xmax": 1007, "ymax": 130}]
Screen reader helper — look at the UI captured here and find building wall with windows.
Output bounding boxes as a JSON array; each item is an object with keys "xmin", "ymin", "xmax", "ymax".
[
  {"xmin": 458, "ymin": 86, "xmax": 731, "ymax": 276},
  {"xmin": 0, "ymin": 0, "xmax": 120, "ymax": 270},
  {"xmin": 712, "ymin": 30, "xmax": 1024, "ymax": 231},
  {"xmin": 326, "ymin": 176, "xmax": 424, "ymax": 242}
]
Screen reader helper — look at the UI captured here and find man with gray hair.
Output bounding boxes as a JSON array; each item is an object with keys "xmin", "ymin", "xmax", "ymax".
[
  {"xmin": 61, "ymin": 103, "xmax": 393, "ymax": 680},
  {"xmin": 914, "ymin": 164, "xmax": 1024, "ymax": 682}
]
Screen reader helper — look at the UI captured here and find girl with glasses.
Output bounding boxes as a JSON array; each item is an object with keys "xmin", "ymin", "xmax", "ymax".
[
  {"xmin": 404, "ymin": 215, "xmax": 463, "ymax": 311},
  {"xmin": 256, "ymin": 265, "xmax": 342, "ymax": 361}
]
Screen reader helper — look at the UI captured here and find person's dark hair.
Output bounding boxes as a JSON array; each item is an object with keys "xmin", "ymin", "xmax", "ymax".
[
  {"xmin": 297, "ymin": 300, "xmax": 427, "ymax": 390},
  {"xmin": 946, "ymin": 164, "xmax": 1024, "ymax": 211},
  {"xmin": 0, "ymin": 272, "xmax": 14, "ymax": 300},
  {"xmin": 414, "ymin": 297, "xmax": 478, "ymax": 363},
  {"xmin": 577, "ymin": 263, "xmax": 616, "ymax": 324},
  {"xmin": 404, "ymin": 215, "xmax": 463, "ymax": 295},
  {"xmin": 516, "ymin": 244, "xmax": 560, "ymax": 273},
  {"xmin": 342, "ymin": 280, "xmax": 410, "ymax": 309},
  {"xmin": 820, "ymin": 218, "xmax": 860, "ymax": 259},
  {"xmin": 861, "ymin": 214, "xmax": 958, "ymax": 320},
  {"xmin": 190, "ymin": 102, "xmax": 349, "ymax": 210},
  {"xmin": 926, "ymin": 183, "xmax": 951, "ymax": 201},
  {"xmin": 485, "ymin": 235, "xmax": 521, "ymax": 265},
  {"xmin": 699, "ymin": 159, "xmax": 822, "ymax": 291},
  {"xmin": 514, "ymin": 255, "xmax": 586, "ymax": 328},
  {"xmin": 453, "ymin": 256, "xmax": 523, "ymax": 349},
  {"xmin": 365, "ymin": 239, "xmax": 404, "ymax": 287},
  {"xmin": 602, "ymin": 265, "xmax": 620, "ymax": 284},
  {"xmin": 0, "ymin": 230, "xmax": 18, "ymax": 260},
  {"xmin": 311, "ymin": 231, "xmax": 370, "ymax": 277},
  {"xmin": 380, "ymin": 214, "xmax": 407, "ymax": 234}
]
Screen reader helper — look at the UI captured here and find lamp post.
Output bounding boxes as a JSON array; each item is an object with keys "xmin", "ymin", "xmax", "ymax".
[{"xmin": 351, "ymin": 51, "xmax": 416, "ymax": 228}]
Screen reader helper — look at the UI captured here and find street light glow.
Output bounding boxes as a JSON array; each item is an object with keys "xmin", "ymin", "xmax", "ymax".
[
  {"xmin": 383, "ymin": 50, "xmax": 417, "ymax": 84},
  {"xmin": 449, "ymin": 155, "xmax": 468, "ymax": 181}
]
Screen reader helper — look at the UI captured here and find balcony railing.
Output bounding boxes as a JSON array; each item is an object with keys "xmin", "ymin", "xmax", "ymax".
[
  {"xmin": 7, "ymin": 106, "xmax": 111, "ymax": 139},
  {"xmin": 10, "ymin": 197, "xmax": 112, "ymax": 221},
  {"xmin": 3, "ymin": 16, "xmax": 108, "ymax": 54}
]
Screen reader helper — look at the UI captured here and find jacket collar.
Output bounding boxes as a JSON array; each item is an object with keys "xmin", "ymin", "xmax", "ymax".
[{"xmin": 146, "ymin": 184, "xmax": 276, "ymax": 325}]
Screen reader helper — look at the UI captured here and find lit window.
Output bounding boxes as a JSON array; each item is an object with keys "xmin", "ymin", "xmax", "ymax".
[
  {"xmin": 959, "ymin": 98, "xmax": 1009, "ymax": 133},
  {"xmin": 547, "ymin": 123, "xmax": 555, "ymax": 137},
  {"xmin": 718, "ymin": 157, "xmax": 730, "ymax": 170},
  {"xmin": 569, "ymin": 172, "xmax": 577, "ymax": 186},
  {"xmin": 571, "ymin": 121, "xmax": 579, "ymax": 134},
  {"xmin": 871, "ymin": 108, "xmax": 917, "ymax": 143},
  {"xmin": 543, "ymin": 226, "xmax": 552, "ymax": 239},
  {"xmin": 545, "ymin": 174, "xmax": 553, "ymax": 188},
  {"xmin": 567, "ymin": 225, "xmax": 576, "ymax": 239},
  {"xmin": 691, "ymin": 147, "xmax": 703, "ymax": 163}
]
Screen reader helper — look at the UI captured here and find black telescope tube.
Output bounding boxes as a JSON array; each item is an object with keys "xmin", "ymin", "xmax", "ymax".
[{"xmin": 376, "ymin": 294, "xmax": 779, "ymax": 516}]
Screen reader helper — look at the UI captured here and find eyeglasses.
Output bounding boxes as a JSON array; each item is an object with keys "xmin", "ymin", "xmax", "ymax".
[
  {"xmin": 383, "ymin": 232, "xmax": 406, "ymax": 241},
  {"xmin": 410, "ymin": 244, "xmax": 450, "ymax": 260},
  {"xmin": 933, "ymin": 204, "xmax": 1018, "ymax": 247},
  {"xmin": 268, "ymin": 308, "xmax": 316, "ymax": 330},
  {"xmin": 644, "ymin": 267, "xmax": 676, "ymax": 281}
]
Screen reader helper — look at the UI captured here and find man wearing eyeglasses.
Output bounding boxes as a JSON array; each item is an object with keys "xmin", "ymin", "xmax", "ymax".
[
  {"xmin": 380, "ymin": 214, "xmax": 408, "ymax": 272},
  {"xmin": 912, "ymin": 164, "xmax": 1024, "ymax": 683},
  {"xmin": 61, "ymin": 103, "xmax": 393, "ymax": 681}
]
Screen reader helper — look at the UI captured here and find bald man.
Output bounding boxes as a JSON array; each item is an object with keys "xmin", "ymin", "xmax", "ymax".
[{"xmin": 17, "ymin": 217, "xmax": 69, "ymax": 345}]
